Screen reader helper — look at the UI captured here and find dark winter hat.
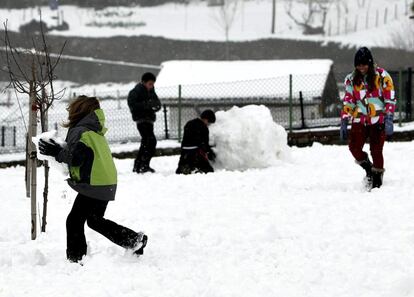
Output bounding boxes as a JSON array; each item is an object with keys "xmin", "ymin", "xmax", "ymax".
[
  {"xmin": 141, "ymin": 72, "xmax": 156, "ymax": 82},
  {"xmin": 354, "ymin": 47, "xmax": 374, "ymax": 67},
  {"xmin": 200, "ymin": 109, "xmax": 216, "ymax": 124}
]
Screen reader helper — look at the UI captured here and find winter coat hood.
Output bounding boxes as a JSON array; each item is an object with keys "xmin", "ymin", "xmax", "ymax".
[{"xmin": 76, "ymin": 109, "xmax": 108, "ymax": 136}]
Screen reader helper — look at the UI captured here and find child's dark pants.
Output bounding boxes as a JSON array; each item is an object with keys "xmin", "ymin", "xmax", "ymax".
[{"xmin": 66, "ymin": 194, "xmax": 140, "ymax": 262}]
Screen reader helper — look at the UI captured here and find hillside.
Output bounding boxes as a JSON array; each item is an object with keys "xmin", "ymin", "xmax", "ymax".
[{"xmin": 0, "ymin": 0, "xmax": 412, "ymax": 50}]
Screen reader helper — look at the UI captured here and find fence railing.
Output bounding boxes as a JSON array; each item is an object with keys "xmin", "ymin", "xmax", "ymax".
[{"xmin": 0, "ymin": 68, "xmax": 413, "ymax": 154}]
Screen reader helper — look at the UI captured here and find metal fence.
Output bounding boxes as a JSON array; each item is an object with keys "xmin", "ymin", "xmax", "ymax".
[{"xmin": 0, "ymin": 68, "xmax": 413, "ymax": 154}]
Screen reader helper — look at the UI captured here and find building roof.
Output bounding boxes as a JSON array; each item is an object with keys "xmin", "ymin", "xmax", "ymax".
[{"xmin": 156, "ymin": 59, "xmax": 334, "ymax": 100}]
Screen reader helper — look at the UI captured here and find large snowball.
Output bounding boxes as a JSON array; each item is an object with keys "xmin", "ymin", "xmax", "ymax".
[
  {"xmin": 33, "ymin": 130, "xmax": 68, "ymax": 176},
  {"xmin": 210, "ymin": 105, "xmax": 289, "ymax": 171}
]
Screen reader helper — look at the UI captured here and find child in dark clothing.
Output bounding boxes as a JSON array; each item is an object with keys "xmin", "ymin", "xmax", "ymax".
[
  {"xmin": 176, "ymin": 110, "xmax": 216, "ymax": 174},
  {"xmin": 39, "ymin": 95, "xmax": 147, "ymax": 263}
]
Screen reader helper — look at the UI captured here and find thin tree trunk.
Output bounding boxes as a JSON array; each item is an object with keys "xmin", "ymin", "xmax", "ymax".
[
  {"xmin": 41, "ymin": 160, "xmax": 49, "ymax": 232},
  {"xmin": 40, "ymin": 97, "xmax": 49, "ymax": 233},
  {"xmin": 29, "ymin": 79, "xmax": 37, "ymax": 240},
  {"xmin": 25, "ymin": 132, "xmax": 31, "ymax": 198}
]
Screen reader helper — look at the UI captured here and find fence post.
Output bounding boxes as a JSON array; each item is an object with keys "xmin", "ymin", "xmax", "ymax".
[
  {"xmin": 399, "ymin": 70, "xmax": 403, "ymax": 127},
  {"xmin": 406, "ymin": 67, "xmax": 413, "ymax": 121},
  {"xmin": 178, "ymin": 84, "xmax": 182, "ymax": 141},
  {"xmin": 13, "ymin": 126, "xmax": 16, "ymax": 147},
  {"xmin": 299, "ymin": 91, "xmax": 306, "ymax": 129},
  {"xmin": 1, "ymin": 126, "xmax": 4, "ymax": 147},
  {"xmin": 7, "ymin": 90, "xmax": 11, "ymax": 108},
  {"xmin": 163, "ymin": 104, "xmax": 169, "ymax": 139},
  {"xmin": 289, "ymin": 74, "xmax": 293, "ymax": 132},
  {"xmin": 394, "ymin": 3, "xmax": 398, "ymax": 20},
  {"xmin": 354, "ymin": 15, "xmax": 358, "ymax": 32},
  {"xmin": 344, "ymin": 16, "xmax": 348, "ymax": 34},
  {"xmin": 117, "ymin": 90, "xmax": 121, "ymax": 110},
  {"xmin": 327, "ymin": 19, "xmax": 331, "ymax": 36}
]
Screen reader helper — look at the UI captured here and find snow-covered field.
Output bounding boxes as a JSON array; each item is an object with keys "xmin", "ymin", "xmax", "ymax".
[
  {"xmin": 1, "ymin": 141, "xmax": 414, "ymax": 297},
  {"xmin": 0, "ymin": 0, "xmax": 411, "ymax": 49}
]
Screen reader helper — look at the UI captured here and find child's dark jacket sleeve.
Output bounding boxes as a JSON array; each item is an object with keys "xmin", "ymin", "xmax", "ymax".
[{"xmin": 55, "ymin": 127, "xmax": 92, "ymax": 167}]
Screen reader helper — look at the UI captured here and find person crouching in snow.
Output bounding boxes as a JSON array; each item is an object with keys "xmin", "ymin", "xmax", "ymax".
[
  {"xmin": 340, "ymin": 47, "xmax": 396, "ymax": 189},
  {"xmin": 38, "ymin": 95, "xmax": 148, "ymax": 263},
  {"xmin": 176, "ymin": 110, "xmax": 216, "ymax": 174}
]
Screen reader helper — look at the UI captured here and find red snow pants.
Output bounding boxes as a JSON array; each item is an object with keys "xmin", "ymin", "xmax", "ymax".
[{"xmin": 349, "ymin": 122, "xmax": 386, "ymax": 169}]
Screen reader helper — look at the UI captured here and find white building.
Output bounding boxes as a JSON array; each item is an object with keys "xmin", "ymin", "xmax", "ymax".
[{"xmin": 155, "ymin": 59, "xmax": 338, "ymax": 103}]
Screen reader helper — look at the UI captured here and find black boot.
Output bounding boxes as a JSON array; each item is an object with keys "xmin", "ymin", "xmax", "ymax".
[
  {"xmin": 356, "ymin": 158, "xmax": 373, "ymax": 188},
  {"xmin": 371, "ymin": 168, "xmax": 385, "ymax": 189},
  {"xmin": 133, "ymin": 234, "xmax": 148, "ymax": 257},
  {"xmin": 133, "ymin": 158, "xmax": 140, "ymax": 173},
  {"xmin": 136, "ymin": 165, "xmax": 155, "ymax": 174}
]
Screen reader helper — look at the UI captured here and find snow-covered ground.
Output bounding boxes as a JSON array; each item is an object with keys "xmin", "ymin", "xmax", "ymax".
[
  {"xmin": 0, "ymin": 0, "xmax": 411, "ymax": 49},
  {"xmin": 1, "ymin": 141, "xmax": 414, "ymax": 297}
]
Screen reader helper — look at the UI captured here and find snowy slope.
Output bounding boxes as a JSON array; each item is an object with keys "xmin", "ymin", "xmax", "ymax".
[
  {"xmin": 1, "ymin": 142, "xmax": 414, "ymax": 297},
  {"xmin": 0, "ymin": 0, "xmax": 411, "ymax": 49}
]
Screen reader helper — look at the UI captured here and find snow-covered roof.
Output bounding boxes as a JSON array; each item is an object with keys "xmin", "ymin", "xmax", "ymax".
[{"xmin": 156, "ymin": 59, "xmax": 334, "ymax": 100}]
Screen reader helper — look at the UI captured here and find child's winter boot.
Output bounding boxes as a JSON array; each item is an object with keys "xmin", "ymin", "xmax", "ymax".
[
  {"xmin": 133, "ymin": 233, "xmax": 148, "ymax": 257},
  {"xmin": 356, "ymin": 158, "xmax": 373, "ymax": 187},
  {"xmin": 371, "ymin": 168, "xmax": 385, "ymax": 189}
]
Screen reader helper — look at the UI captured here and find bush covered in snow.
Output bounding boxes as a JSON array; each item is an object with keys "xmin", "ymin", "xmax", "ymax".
[{"xmin": 210, "ymin": 105, "xmax": 289, "ymax": 171}]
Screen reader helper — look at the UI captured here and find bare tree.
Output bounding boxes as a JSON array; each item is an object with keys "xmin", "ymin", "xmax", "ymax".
[
  {"xmin": 2, "ymin": 18, "xmax": 66, "ymax": 239},
  {"xmin": 212, "ymin": 0, "xmax": 239, "ymax": 59},
  {"xmin": 285, "ymin": 0, "xmax": 331, "ymax": 35}
]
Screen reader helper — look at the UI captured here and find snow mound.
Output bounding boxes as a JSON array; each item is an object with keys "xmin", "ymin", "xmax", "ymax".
[{"xmin": 210, "ymin": 105, "xmax": 289, "ymax": 171}]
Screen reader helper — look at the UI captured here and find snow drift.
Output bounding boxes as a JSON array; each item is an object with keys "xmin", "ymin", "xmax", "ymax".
[{"xmin": 210, "ymin": 105, "xmax": 289, "ymax": 171}]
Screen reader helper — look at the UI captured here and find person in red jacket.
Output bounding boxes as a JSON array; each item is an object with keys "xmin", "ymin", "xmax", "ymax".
[{"xmin": 340, "ymin": 47, "xmax": 396, "ymax": 189}]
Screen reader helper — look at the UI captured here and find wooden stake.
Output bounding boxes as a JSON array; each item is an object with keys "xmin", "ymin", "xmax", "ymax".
[
  {"xmin": 25, "ymin": 133, "xmax": 31, "ymax": 198},
  {"xmin": 41, "ymin": 99, "xmax": 49, "ymax": 233},
  {"xmin": 29, "ymin": 70, "xmax": 38, "ymax": 240}
]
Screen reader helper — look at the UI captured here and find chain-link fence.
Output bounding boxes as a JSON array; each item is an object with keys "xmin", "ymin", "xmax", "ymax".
[{"xmin": 1, "ymin": 68, "xmax": 413, "ymax": 154}]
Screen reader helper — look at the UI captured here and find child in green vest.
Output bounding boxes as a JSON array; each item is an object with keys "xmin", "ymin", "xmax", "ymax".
[{"xmin": 39, "ymin": 95, "xmax": 147, "ymax": 263}]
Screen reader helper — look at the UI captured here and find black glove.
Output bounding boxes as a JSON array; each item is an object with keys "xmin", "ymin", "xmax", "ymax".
[
  {"xmin": 339, "ymin": 117, "xmax": 349, "ymax": 141},
  {"xmin": 384, "ymin": 114, "xmax": 394, "ymax": 136},
  {"xmin": 39, "ymin": 139, "xmax": 62, "ymax": 157},
  {"xmin": 207, "ymin": 149, "xmax": 216, "ymax": 162}
]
